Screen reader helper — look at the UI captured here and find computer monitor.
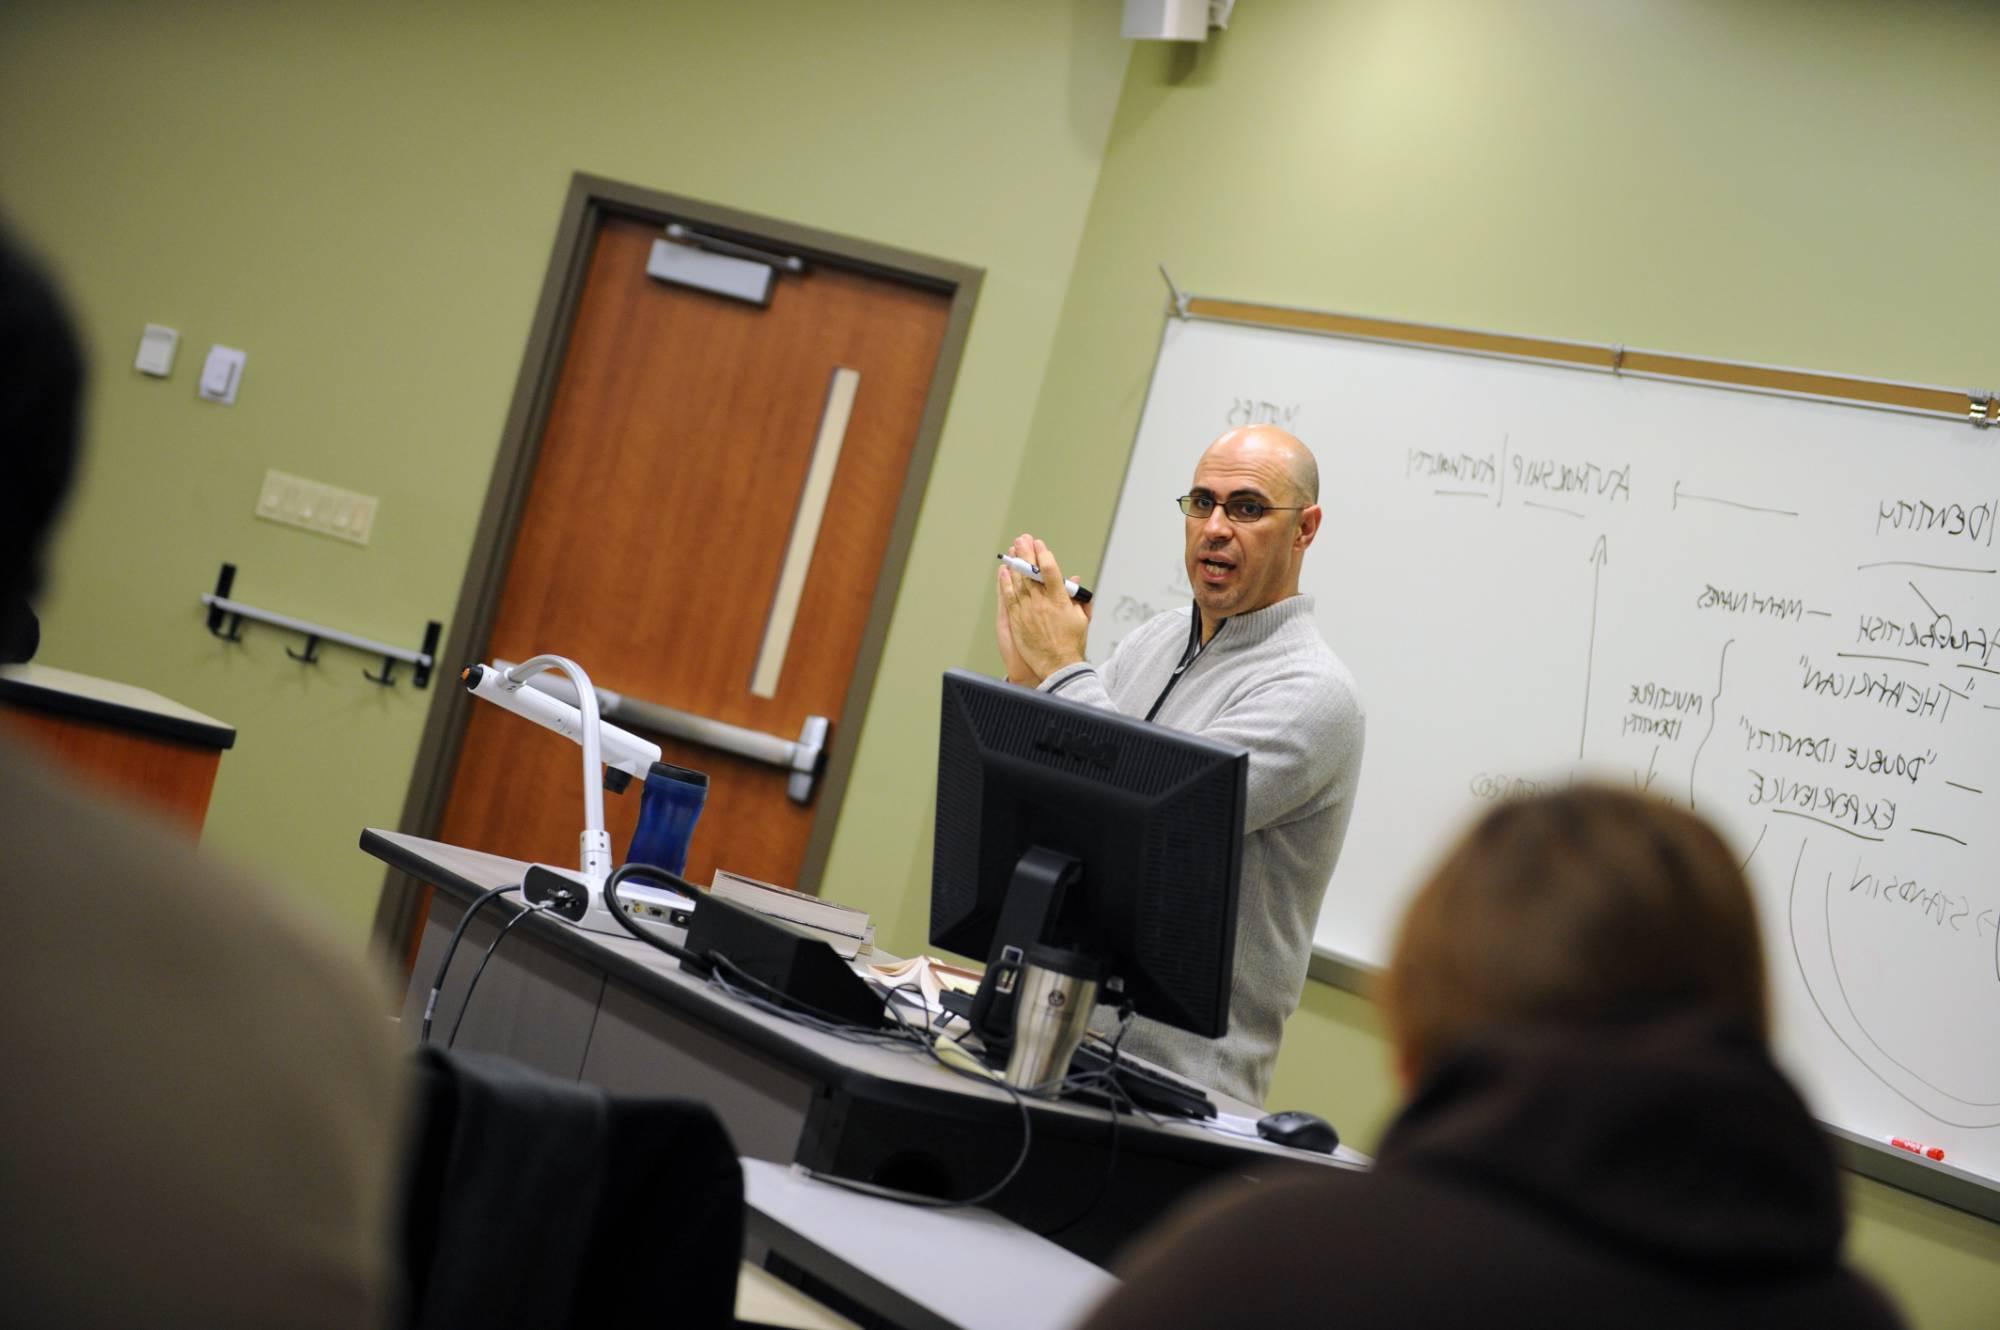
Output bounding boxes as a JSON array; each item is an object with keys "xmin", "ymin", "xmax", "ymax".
[{"xmin": 929, "ymin": 668, "xmax": 1247, "ymax": 1043}]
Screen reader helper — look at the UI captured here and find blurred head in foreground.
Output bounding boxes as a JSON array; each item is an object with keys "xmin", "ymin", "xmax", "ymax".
[
  {"xmin": 1379, "ymin": 784, "xmax": 1766, "ymax": 1088},
  {"xmin": 0, "ymin": 224, "xmax": 83, "ymax": 662},
  {"xmin": 1075, "ymin": 786, "xmax": 1908, "ymax": 1330}
]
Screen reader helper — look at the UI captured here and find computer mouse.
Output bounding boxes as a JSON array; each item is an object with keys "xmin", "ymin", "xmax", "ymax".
[{"xmin": 1256, "ymin": 1109, "xmax": 1339, "ymax": 1154}]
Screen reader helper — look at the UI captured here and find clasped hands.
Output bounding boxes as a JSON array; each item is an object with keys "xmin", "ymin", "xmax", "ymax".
[{"xmin": 995, "ymin": 533, "xmax": 1091, "ymax": 687}]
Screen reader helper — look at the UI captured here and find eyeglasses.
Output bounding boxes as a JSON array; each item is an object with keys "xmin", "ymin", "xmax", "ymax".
[{"xmin": 1176, "ymin": 493, "xmax": 1306, "ymax": 524}]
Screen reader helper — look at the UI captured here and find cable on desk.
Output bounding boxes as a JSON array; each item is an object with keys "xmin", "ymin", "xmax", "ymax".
[
  {"xmin": 606, "ymin": 864, "xmax": 909, "ymax": 1037},
  {"xmin": 601, "ymin": 861, "xmax": 705, "ymax": 967},
  {"xmin": 1037, "ymin": 1005, "xmax": 1139, "ymax": 1238},
  {"xmin": 604, "ymin": 865, "xmax": 890, "ymax": 1034},
  {"xmin": 438, "ymin": 865, "xmax": 1148, "ymax": 1218},
  {"xmin": 794, "ymin": 1072, "xmax": 1035, "ymax": 1212},
  {"xmin": 832, "ymin": 1004, "xmax": 1038, "ymax": 1208},
  {"xmin": 707, "ymin": 966, "xmax": 1038, "ymax": 1209},
  {"xmin": 877, "ymin": 980, "xmax": 935, "ymax": 1041},
  {"xmin": 608, "ymin": 862, "xmax": 955, "ymax": 1054},
  {"xmin": 707, "ymin": 964, "xmax": 934, "ymax": 1054},
  {"xmin": 603, "ymin": 864, "xmax": 1042, "ymax": 1211},
  {"xmin": 607, "ymin": 862, "xmax": 944, "ymax": 1058},
  {"xmin": 445, "ymin": 900, "xmax": 553, "ymax": 1049},
  {"xmin": 420, "ymin": 882, "xmax": 520, "ymax": 1045}
]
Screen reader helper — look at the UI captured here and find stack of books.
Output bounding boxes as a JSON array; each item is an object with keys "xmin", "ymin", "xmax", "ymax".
[{"xmin": 709, "ymin": 868, "xmax": 874, "ymax": 960}]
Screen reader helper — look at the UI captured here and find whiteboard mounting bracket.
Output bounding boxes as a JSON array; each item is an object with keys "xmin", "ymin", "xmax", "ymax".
[
  {"xmin": 1972, "ymin": 390, "xmax": 1996, "ymax": 429},
  {"xmin": 1610, "ymin": 344, "xmax": 1626, "ymax": 375},
  {"xmin": 1158, "ymin": 263, "xmax": 1191, "ymax": 319}
]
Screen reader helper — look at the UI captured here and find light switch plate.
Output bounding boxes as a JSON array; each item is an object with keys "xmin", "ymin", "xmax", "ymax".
[
  {"xmin": 199, "ymin": 344, "xmax": 246, "ymax": 404},
  {"xmin": 255, "ymin": 469, "xmax": 378, "ymax": 546},
  {"xmin": 135, "ymin": 324, "xmax": 179, "ymax": 377}
]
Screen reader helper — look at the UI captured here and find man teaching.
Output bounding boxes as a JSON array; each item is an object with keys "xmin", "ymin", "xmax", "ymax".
[{"xmin": 995, "ymin": 424, "xmax": 1365, "ymax": 1105}]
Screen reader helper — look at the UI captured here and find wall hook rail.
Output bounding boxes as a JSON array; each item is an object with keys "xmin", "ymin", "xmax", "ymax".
[{"xmin": 199, "ymin": 563, "xmax": 443, "ymax": 688}]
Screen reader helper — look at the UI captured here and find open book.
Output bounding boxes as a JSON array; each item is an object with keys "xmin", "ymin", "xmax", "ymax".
[{"xmin": 861, "ymin": 954, "xmax": 983, "ymax": 1023}]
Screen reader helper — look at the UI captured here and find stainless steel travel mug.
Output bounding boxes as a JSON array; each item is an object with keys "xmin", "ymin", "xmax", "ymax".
[{"xmin": 1003, "ymin": 944, "xmax": 1103, "ymax": 1093}]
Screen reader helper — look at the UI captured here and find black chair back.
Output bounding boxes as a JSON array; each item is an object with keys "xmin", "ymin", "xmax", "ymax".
[{"xmin": 399, "ymin": 1048, "xmax": 743, "ymax": 1329}]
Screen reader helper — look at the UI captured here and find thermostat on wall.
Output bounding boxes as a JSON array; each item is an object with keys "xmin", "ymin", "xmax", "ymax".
[{"xmin": 135, "ymin": 323, "xmax": 179, "ymax": 377}]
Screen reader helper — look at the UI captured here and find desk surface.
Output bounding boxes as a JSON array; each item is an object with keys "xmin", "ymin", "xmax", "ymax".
[
  {"xmin": 744, "ymin": 1159, "xmax": 1115, "ymax": 1330},
  {"xmin": 736, "ymin": 1258, "xmax": 860, "ymax": 1330},
  {"xmin": 373, "ymin": 828, "xmax": 1365, "ymax": 1275},
  {"xmin": 0, "ymin": 662, "xmax": 235, "ymax": 748},
  {"xmin": 368, "ymin": 828, "xmax": 1357, "ymax": 1172}
]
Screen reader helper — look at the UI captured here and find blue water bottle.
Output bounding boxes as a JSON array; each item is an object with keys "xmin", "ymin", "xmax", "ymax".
[{"xmin": 624, "ymin": 762, "xmax": 709, "ymax": 877}]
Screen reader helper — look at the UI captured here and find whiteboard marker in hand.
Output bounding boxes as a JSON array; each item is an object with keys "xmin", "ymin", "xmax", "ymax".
[{"xmin": 998, "ymin": 554, "xmax": 1093, "ymax": 604}]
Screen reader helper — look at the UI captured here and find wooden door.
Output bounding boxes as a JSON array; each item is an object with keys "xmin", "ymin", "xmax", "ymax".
[{"xmin": 428, "ymin": 211, "xmax": 952, "ymax": 916}]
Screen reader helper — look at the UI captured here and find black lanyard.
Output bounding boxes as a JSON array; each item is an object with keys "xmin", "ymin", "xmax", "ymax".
[{"xmin": 1145, "ymin": 604, "xmax": 1212, "ymax": 722}]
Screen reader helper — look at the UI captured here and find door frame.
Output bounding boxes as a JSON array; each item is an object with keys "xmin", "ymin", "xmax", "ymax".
[{"xmin": 370, "ymin": 171, "xmax": 982, "ymax": 962}]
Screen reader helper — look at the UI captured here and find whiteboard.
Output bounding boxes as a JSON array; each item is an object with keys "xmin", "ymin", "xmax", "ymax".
[{"xmin": 1090, "ymin": 316, "xmax": 2000, "ymax": 1188}]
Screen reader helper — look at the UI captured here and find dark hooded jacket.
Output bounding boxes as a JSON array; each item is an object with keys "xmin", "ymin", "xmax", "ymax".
[{"xmin": 1078, "ymin": 1017, "xmax": 1905, "ymax": 1329}]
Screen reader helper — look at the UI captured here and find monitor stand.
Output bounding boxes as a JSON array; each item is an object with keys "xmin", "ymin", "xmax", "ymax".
[{"xmin": 966, "ymin": 845, "xmax": 1081, "ymax": 1051}]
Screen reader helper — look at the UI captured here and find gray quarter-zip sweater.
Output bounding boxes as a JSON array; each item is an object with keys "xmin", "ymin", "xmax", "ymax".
[{"xmin": 1039, "ymin": 595, "xmax": 1364, "ymax": 1107}]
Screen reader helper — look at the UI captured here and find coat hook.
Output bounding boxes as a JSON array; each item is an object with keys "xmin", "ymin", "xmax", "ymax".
[
  {"xmin": 199, "ymin": 563, "xmax": 441, "ymax": 686},
  {"xmin": 412, "ymin": 621, "xmax": 443, "ymax": 689},
  {"xmin": 205, "ymin": 562, "xmax": 239, "ymax": 638}
]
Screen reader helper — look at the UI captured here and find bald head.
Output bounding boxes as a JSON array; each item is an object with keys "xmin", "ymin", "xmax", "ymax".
[
  {"xmin": 1182, "ymin": 425, "xmax": 1324, "ymax": 639},
  {"xmin": 1203, "ymin": 426, "xmax": 1318, "ymax": 505}
]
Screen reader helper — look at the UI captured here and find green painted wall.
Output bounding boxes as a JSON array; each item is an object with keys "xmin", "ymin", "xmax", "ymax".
[
  {"xmin": 7, "ymin": 0, "xmax": 1997, "ymax": 1323},
  {"xmin": 0, "ymin": 0, "xmax": 1129, "ymax": 942},
  {"xmin": 1008, "ymin": 3, "xmax": 2000, "ymax": 1327}
]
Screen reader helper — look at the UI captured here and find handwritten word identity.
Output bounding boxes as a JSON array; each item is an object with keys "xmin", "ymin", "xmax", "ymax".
[
  {"xmin": 1740, "ymin": 719, "xmax": 1838, "ymax": 765},
  {"xmin": 1874, "ymin": 496, "xmax": 1998, "ymax": 547}
]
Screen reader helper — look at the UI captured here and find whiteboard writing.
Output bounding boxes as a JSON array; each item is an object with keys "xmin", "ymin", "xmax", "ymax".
[{"xmin": 1090, "ymin": 317, "xmax": 2000, "ymax": 1186}]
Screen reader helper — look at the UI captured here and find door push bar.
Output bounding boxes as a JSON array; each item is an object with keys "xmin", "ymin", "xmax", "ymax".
[{"xmin": 496, "ymin": 661, "xmax": 830, "ymax": 805}]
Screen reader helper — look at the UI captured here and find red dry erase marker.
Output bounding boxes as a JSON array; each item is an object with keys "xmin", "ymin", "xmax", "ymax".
[{"xmin": 1889, "ymin": 1137, "xmax": 1945, "ymax": 1162}]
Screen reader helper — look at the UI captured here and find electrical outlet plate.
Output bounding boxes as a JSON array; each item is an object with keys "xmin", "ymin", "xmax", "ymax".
[{"xmin": 255, "ymin": 469, "xmax": 378, "ymax": 545}]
